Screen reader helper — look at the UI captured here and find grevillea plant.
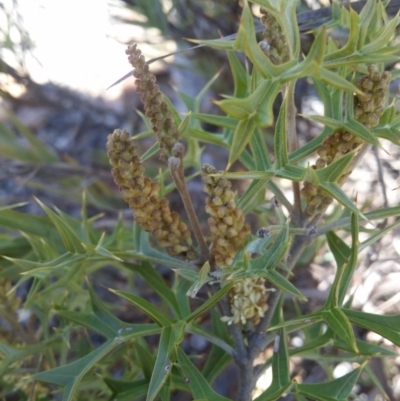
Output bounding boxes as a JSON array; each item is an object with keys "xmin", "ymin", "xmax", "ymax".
[{"xmin": 1, "ymin": 1, "xmax": 400, "ymax": 401}]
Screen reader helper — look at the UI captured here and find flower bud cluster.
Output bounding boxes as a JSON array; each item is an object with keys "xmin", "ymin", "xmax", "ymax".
[
  {"xmin": 202, "ymin": 163, "xmax": 250, "ymax": 267},
  {"xmin": 126, "ymin": 44, "xmax": 181, "ymax": 162},
  {"xmin": 302, "ymin": 66, "xmax": 390, "ymax": 216},
  {"xmin": 258, "ymin": 8, "xmax": 290, "ymax": 65},
  {"xmin": 354, "ymin": 65, "xmax": 391, "ymax": 128},
  {"xmin": 221, "ymin": 278, "xmax": 268, "ymax": 325},
  {"xmin": 107, "ymin": 129, "xmax": 197, "ymax": 260}
]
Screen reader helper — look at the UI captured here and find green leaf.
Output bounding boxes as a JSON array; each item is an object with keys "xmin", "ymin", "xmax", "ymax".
[
  {"xmin": 238, "ymin": 178, "xmax": 270, "ymax": 214},
  {"xmin": 250, "ymin": 128, "xmax": 272, "ymax": 170},
  {"xmin": 359, "ymin": 218, "xmax": 400, "ymax": 252},
  {"xmin": 264, "ymin": 270, "xmax": 307, "ymax": 301},
  {"xmin": 269, "ymin": 329, "xmax": 290, "ymax": 389},
  {"xmin": 201, "ymin": 309, "xmax": 233, "ymax": 382},
  {"xmin": 176, "ymin": 348, "xmax": 232, "ymax": 401},
  {"xmin": 274, "ymin": 94, "xmax": 288, "ymax": 169},
  {"xmin": 343, "ymin": 309, "xmax": 400, "ymax": 347},
  {"xmin": 35, "ymin": 198, "xmax": 86, "ymax": 254},
  {"xmin": 324, "ymin": 9, "xmax": 360, "ymax": 62},
  {"xmin": 215, "ymin": 79, "xmax": 279, "ymax": 125},
  {"xmin": 110, "ymin": 289, "xmax": 174, "ymax": 326},
  {"xmin": 0, "ymin": 341, "xmax": 51, "ymax": 377},
  {"xmin": 322, "ymin": 308, "xmax": 358, "ymax": 353},
  {"xmin": 234, "ymin": 0, "xmax": 281, "ymax": 78},
  {"xmin": 104, "ymin": 378, "xmax": 149, "ymax": 401},
  {"xmin": 274, "ymin": 165, "xmax": 305, "ymax": 181},
  {"xmin": 315, "ymin": 150, "xmax": 356, "ymax": 183},
  {"xmin": 251, "ymin": 224, "xmax": 289, "ymax": 271},
  {"xmin": 319, "ymin": 68, "xmax": 363, "ymax": 95},
  {"xmin": 297, "ymin": 362, "xmax": 365, "ymax": 401},
  {"xmin": 318, "ymin": 182, "xmax": 367, "ymax": 220},
  {"xmin": 361, "ymin": 13, "xmax": 400, "ymax": 54},
  {"xmin": 253, "ymin": 0, "xmax": 299, "ymax": 59},
  {"xmin": 227, "ymin": 50, "xmax": 249, "ymax": 98},
  {"xmin": 334, "ymin": 338, "xmax": 397, "ymax": 357},
  {"xmin": 185, "ymin": 282, "xmax": 234, "ymax": 323},
  {"xmin": 306, "ymin": 116, "xmax": 379, "ymax": 147},
  {"xmin": 190, "ymin": 113, "xmax": 238, "ymax": 130},
  {"xmin": 0, "ymin": 112, "xmax": 58, "ymax": 163},
  {"xmin": 336, "ymin": 214, "xmax": 359, "ymax": 306},
  {"xmin": 34, "ymin": 339, "xmax": 119, "ymax": 401},
  {"xmin": 123, "ymin": 262, "xmax": 182, "ymax": 319},
  {"xmin": 326, "ymin": 231, "xmax": 351, "ymax": 269},
  {"xmin": 147, "ymin": 322, "xmax": 186, "ymax": 401},
  {"xmin": 227, "ymin": 116, "xmax": 257, "ymax": 168},
  {"xmin": 186, "ymin": 262, "xmax": 214, "ymax": 299}
]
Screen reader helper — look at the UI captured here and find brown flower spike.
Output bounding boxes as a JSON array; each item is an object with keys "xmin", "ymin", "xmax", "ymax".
[
  {"xmin": 202, "ymin": 164, "xmax": 267, "ymax": 325},
  {"xmin": 107, "ymin": 129, "xmax": 197, "ymax": 260},
  {"xmin": 126, "ymin": 44, "xmax": 181, "ymax": 162},
  {"xmin": 202, "ymin": 163, "xmax": 250, "ymax": 267},
  {"xmin": 302, "ymin": 65, "xmax": 391, "ymax": 216}
]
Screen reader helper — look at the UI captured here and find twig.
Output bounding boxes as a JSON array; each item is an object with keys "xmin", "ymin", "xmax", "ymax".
[
  {"xmin": 168, "ymin": 145, "xmax": 209, "ymax": 263},
  {"xmin": 285, "ymin": 80, "xmax": 303, "ymax": 227}
]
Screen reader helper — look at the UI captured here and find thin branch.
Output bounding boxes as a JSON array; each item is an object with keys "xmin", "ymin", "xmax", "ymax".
[
  {"xmin": 168, "ymin": 145, "xmax": 209, "ymax": 263},
  {"xmin": 285, "ymin": 80, "xmax": 303, "ymax": 227}
]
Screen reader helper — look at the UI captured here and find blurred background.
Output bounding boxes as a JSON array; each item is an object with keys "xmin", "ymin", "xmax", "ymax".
[{"xmin": 1, "ymin": 0, "xmax": 399, "ymax": 400}]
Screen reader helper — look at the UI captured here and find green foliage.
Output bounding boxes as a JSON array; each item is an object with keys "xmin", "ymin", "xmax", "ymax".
[{"xmin": 1, "ymin": 1, "xmax": 400, "ymax": 401}]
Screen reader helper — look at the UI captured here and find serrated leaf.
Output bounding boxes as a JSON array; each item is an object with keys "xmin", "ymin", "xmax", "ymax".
[
  {"xmin": 326, "ymin": 232, "xmax": 351, "ymax": 277},
  {"xmin": 315, "ymin": 150, "xmax": 356, "ymax": 183},
  {"xmin": 123, "ymin": 262, "xmax": 182, "ymax": 319},
  {"xmin": 110, "ymin": 289, "xmax": 174, "ymax": 326},
  {"xmin": 324, "ymin": 9, "xmax": 360, "ymax": 62},
  {"xmin": 238, "ymin": 178, "xmax": 270, "ymax": 214},
  {"xmin": 201, "ymin": 309, "xmax": 233, "ymax": 382},
  {"xmin": 250, "ymin": 127, "xmax": 272, "ymax": 170},
  {"xmin": 274, "ymin": 94, "xmax": 288, "ymax": 169},
  {"xmin": 322, "ymin": 308, "xmax": 358, "ymax": 353},
  {"xmin": 318, "ymin": 182, "xmax": 367, "ymax": 220},
  {"xmin": 254, "ymin": 329, "xmax": 292, "ymax": 401},
  {"xmin": 297, "ymin": 362, "xmax": 365, "ymax": 401},
  {"xmin": 274, "ymin": 165, "xmax": 305, "ymax": 181},
  {"xmin": 306, "ymin": 115, "xmax": 379, "ymax": 146},
  {"xmin": 359, "ymin": 218, "xmax": 400, "ymax": 252},
  {"xmin": 105, "ymin": 378, "xmax": 149, "ymax": 401},
  {"xmin": 191, "ymin": 113, "xmax": 238, "ymax": 130},
  {"xmin": 227, "ymin": 50, "xmax": 248, "ymax": 98},
  {"xmin": 334, "ymin": 338, "xmax": 397, "ymax": 357},
  {"xmin": 336, "ymin": 213, "xmax": 359, "ymax": 306},
  {"xmin": 361, "ymin": 14, "xmax": 400, "ymax": 55},
  {"xmin": 34, "ymin": 339, "xmax": 119, "ymax": 401},
  {"xmin": 35, "ymin": 198, "xmax": 86, "ymax": 253},
  {"xmin": 147, "ymin": 321, "xmax": 186, "ymax": 401},
  {"xmin": 177, "ymin": 348, "xmax": 232, "ymax": 401},
  {"xmin": 343, "ymin": 309, "xmax": 400, "ymax": 346},
  {"xmin": 319, "ymin": 68, "xmax": 364, "ymax": 95},
  {"xmin": 253, "ymin": 0, "xmax": 299, "ymax": 58},
  {"xmin": 227, "ymin": 116, "xmax": 257, "ymax": 168},
  {"xmin": 251, "ymin": 224, "xmax": 289, "ymax": 271},
  {"xmin": 0, "ymin": 341, "xmax": 51, "ymax": 377},
  {"xmin": 264, "ymin": 270, "xmax": 307, "ymax": 301},
  {"xmin": 234, "ymin": 0, "xmax": 281, "ymax": 78},
  {"xmin": 185, "ymin": 282, "xmax": 234, "ymax": 323}
]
